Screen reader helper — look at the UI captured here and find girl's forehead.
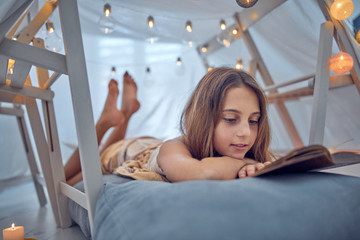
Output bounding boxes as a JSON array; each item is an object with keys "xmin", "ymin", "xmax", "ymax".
[{"xmin": 222, "ymin": 86, "xmax": 260, "ymax": 111}]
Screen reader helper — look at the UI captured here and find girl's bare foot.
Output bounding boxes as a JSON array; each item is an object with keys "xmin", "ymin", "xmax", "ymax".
[
  {"xmin": 99, "ymin": 79, "xmax": 125, "ymax": 129},
  {"xmin": 121, "ymin": 71, "xmax": 140, "ymax": 118}
]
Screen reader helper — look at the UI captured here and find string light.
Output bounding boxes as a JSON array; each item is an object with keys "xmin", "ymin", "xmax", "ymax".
[
  {"xmin": 186, "ymin": 20, "xmax": 192, "ymax": 32},
  {"xmin": 330, "ymin": 0, "xmax": 354, "ymax": 20},
  {"xmin": 235, "ymin": 0, "xmax": 258, "ymax": 8},
  {"xmin": 148, "ymin": 15, "xmax": 154, "ymax": 28},
  {"xmin": 235, "ymin": 58, "xmax": 243, "ymax": 70},
  {"xmin": 98, "ymin": 3, "xmax": 115, "ymax": 34},
  {"xmin": 201, "ymin": 44, "xmax": 208, "ymax": 53},
  {"xmin": 45, "ymin": 20, "xmax": 63, "ymax": 52},
  {"xmin": 111, "ymin": 66, "xmax": 116, "ymax": 76},
  {"xmin": 183, "ymin": 20, "xmax": 195, "ymax": 47},
  {"xmin": 330, "ymin": 51, "xmax": 354, "ymax": 74},
  {"xmin": 104, "ymin": 3, "xmax": 111, "ymax": 17},
  {"xmin": 220, "ymin": 19, "xmax": 226, "ymax": 30},
  {"xmin": 216, "ymin": 29, "xmax": 232, "ymax": 47},
  {"xmin": 208, "ymin": 66, "xmax": 214, "ymax": 72},
  {"xmin": 146, "ymin": 15, "xmax": 159, "ymax": 44},
  {"xmin": 232, "ymin": 28, "xmax": 238, "ymax": 35},
  {"xmin": 177, "ymin": 57, "xmax": 182, "ymax": 66}
]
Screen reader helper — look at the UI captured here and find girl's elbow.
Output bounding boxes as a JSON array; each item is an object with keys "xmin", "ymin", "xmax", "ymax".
[{"xmin": 201, "ymin": 168, "xmax": 224, "ymax": 180}]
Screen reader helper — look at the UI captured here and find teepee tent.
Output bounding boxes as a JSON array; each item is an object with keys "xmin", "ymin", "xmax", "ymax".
[
  {"xmin": 0, "ymin": 0, "xmax": 360, "ymax": 238},
  {"xmin": 0, "ymin": 0, "xmax": 359, "ymax": 188}
]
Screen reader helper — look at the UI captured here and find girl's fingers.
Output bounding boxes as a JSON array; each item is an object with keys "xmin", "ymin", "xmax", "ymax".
[
  {"xmin": 255, "ymin": 163, "xmax": 264, "ymax": 170},
  {"xmin": 264, "ymin": 161, "xmax": 272, "ymax": 166},
  {"xmin": 238, "ymin": 169, "xmax": 246, "ymax": 178},
  {"xmin": 245, "ymin": 165, "xmax": 256, "ymax": 176}
]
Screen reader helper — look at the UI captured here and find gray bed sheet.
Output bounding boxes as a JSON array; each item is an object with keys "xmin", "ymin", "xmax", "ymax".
[{"xmin": 69, "ymin": 173, "xmax": 360, "ymax": 240}]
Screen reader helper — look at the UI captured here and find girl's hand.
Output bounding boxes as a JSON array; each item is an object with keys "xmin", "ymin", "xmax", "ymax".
[{"xmin": 238, "ymin": 161, "xmax": 272, "ymax": 178}]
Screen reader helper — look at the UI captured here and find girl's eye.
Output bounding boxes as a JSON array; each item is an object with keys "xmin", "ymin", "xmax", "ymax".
[
  {"xmin": 249, "ymin": 119, "xmax": 259, "ymax": 125},
  {"xmin": 224, "ymin": 118, "xmax": 237, "ymax": 123}
]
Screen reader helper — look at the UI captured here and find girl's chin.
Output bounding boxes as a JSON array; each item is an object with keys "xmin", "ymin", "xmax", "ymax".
[{"xmin": 224, "ymin": 153, "xmax": 246, "ymax": 160}]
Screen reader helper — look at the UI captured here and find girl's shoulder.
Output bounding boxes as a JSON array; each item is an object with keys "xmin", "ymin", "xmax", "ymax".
[{"xmin": 160, "ymin": 136, "xmax": 190, "ymax": 155}]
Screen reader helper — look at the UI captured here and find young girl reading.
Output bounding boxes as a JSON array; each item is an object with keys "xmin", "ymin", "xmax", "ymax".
[{"xmin": 64, "ymin": 67, "xmax": 272, "ymax": 185}]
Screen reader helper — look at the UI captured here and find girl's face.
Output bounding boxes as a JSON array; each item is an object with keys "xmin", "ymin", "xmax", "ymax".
[{"xmin": 213, "ymin": 86, "xmax": 260, "ymax": 160}]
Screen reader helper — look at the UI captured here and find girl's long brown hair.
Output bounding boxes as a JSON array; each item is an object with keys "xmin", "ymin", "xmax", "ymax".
[{"xmin": 180, "ymin": 67, "xmax": 272, "ymax": 163}]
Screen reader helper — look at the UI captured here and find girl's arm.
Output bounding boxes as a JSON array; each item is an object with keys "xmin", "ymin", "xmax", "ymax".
[{"xmin": 157, "ymin": 138, "xmax": 257, "ymax": 182}]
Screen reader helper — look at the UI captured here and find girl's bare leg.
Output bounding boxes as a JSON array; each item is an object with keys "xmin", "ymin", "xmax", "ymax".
[
  {"xmin": 65, "ymin": 78, "xmax": 123, "ymax": 184},
  {"xmin": 99, "ymin": 71, "xmax": 140, "ymax": 153},
  {"xmin": 65, "ymin": 72, "xmax": 139, "ymax": 185}
]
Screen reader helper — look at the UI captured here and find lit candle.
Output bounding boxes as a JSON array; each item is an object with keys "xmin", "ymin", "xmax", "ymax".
[{"xmin": 2, "ymin": 223, "xmax": 24, "ymax": 240}]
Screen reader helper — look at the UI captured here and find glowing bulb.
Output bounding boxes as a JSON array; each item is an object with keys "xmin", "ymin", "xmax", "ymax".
[
  {"xmin": 104, "ymin": 3, "xmax": 111, "ymax": 17},
  {"xmin": 232, "ymin": 28, "xmax": 238, "ymax": 35},
  {"xmin": 183, "ymin": 21, "xmax": 195, "ymax": 47},
  {"xmin": 148, "ymin": 16, "xmax": 154, "ymax": 28},
  {"xmin": 146, "ymin": 15, "xmax": 159, "ymax": 44},
  {"xmin": 186, "ymin": 20, "xmax": 192, "ymax": 32},
  {"xmin": 201, "ymin": 45, "xmax": 208, "ymax": 53},
  {"xmin": 208, "ymin": 66, "xmax": 214, "ymax": 72},
  {"xmin": 235, "ymin": 0, "xmax": 258, "ymax": 8},
  {"xmin": 111, "ymin": 66, "xmax": 116, "ymax": 76},
  {"xmin": 216, "ymin": 29, "xmax": 232, "ymax": 47},
  {"xmin": 98, "ymin": 3, "xmax": 115, "ymax": 34},
  {"xmin": 330, "ymin": 51, "xmax": 354, "ymax": 74},
  {"xmin": 177, "ymin": 57, "xmax": 182, "ymax": 66},
  {"xmin": 45, "ymin": 21, "xmax": 63, "ymax": 52},
  {"xmin": 220, "ymin": 19, "xmax": 226, "ymax": 30},
  {"xmin": 330, "ymin": 0, "xmax": 354, "ymax": 20},
  {"xmin": 235, "ymin": 58, "xmax": 243, "ymax": 70}
]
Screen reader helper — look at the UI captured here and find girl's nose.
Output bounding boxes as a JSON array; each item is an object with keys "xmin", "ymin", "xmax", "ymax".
[{"xmin": 236, "ymin": 121, "xmax": 251, "ymax": 137}]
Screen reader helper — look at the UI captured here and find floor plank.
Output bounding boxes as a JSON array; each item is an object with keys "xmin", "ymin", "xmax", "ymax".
[{"xmin": 0, "ymin": 177, "xmax": 87, "ymax": 240}]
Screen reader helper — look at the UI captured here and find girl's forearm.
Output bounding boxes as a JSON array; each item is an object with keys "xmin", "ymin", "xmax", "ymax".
[{"xmin": 199, "ymin": 157, "xmax": 249, "ymax": 180}]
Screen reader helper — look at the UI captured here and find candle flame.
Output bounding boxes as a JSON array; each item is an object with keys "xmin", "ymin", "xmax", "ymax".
[{"xmin": 11, "ymin": 223, "xmax": 15, "ymax": 230}]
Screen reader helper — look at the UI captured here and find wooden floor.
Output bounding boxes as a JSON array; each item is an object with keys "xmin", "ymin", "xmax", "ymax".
[{"xmin": 0, "ymin": 176, "xmax": 87, "ymax": 240}]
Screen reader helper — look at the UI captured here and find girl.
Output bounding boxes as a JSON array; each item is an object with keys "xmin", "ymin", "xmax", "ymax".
[{"xmin": 64, "ymin": 67, "xmax": 272, "ymax": 185}]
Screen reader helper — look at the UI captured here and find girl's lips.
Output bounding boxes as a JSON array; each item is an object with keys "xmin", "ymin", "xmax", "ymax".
[{"xmin": 231, "ymin": 144, "xmax": 248, "ymax": 151}]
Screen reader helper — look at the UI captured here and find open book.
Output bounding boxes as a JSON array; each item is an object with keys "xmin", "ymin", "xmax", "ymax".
[{"xmin": 252, "ymin": 145, "xmax": 360, "ymax": 177}]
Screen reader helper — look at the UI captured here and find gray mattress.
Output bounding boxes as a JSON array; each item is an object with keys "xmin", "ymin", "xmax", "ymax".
[{"xmin": 69, "ymin": 172, "xmax": 360, "ymax": 240}]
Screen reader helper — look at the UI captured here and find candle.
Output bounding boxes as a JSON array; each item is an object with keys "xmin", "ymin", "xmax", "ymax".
[{"xmin": 2, "ymin": 223, "xmax": 24, "ymax": 240}]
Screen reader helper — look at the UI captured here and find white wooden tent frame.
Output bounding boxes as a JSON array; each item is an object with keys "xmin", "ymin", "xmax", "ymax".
[
  {"xmin": 198, "ymin": 0, "xmax": 360, "ymax": 148},
  {"xmin": 0, "ymin": 0, "xmax": 103, "ymax": 235},
  {"xmin": 0, "ymin": 103, "xmax": 47, "ymax": 207}
]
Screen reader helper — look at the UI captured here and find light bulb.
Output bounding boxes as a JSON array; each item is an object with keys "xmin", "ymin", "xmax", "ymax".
[
  {"xmin": 148, "ymin": 16, "xmax": 154, "ymax": 28},
  {"xmin": 235, "ymin": 58, "xmax": 243, "ymax": 70},
  {"xmin": 111, "ymin": 66, "xmax": 116, "ymax": 77},
  {"xmin": 235, "ymin": 0, "xmax": 258, "ymax": 8},
  {"xmin": 330, "ymin": 51, "xmax": 353, "ymax": 74},
  {"xmin": 330, "ymin": 0, "xmax": 354, "ymax": 20},
  {"xmin": 186, "ymin": 20, "xmax": 192, "ymax": 32},
  {"xmin": 232, "ymin": 28, "xmax": 238, "ymax": 35},
  {"xmin": 98, "ymin": 3, "xmax": 115, "ymax": 34},
  {"xmin": 177, "ymin": 57, "xmax": 182, "ymax": 66},
  {"xmin": 45, "ymin": 21, "xmax": 63, "ymax": 52},
  {"xmin": 183, "ymin": 29, "xmax": 196, "ymax": 47},
  {"xmin": 208, "ymin": 66, "xmax": 214, "ymax": 72},
  {"xmin": 216, "ymin": 29, "xmax": 232, "ymax": 47},
  {"xmin": 220, "ymin": 19, "xmax": 226, "ymax": 30},
  {"xmin": 175, "ymin": 57, "xmax": 185, "ymax": 75},
  {"xmin": 144, "ymin": 66, "xmax": 154, "ymax": 87},
  {"xmin": 146, "ymin": 15, "xmax": 159, "ymax": 44},
  {"xmin": 201, "ymin": 45, "xmax": 208, "ymax": 53}
]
